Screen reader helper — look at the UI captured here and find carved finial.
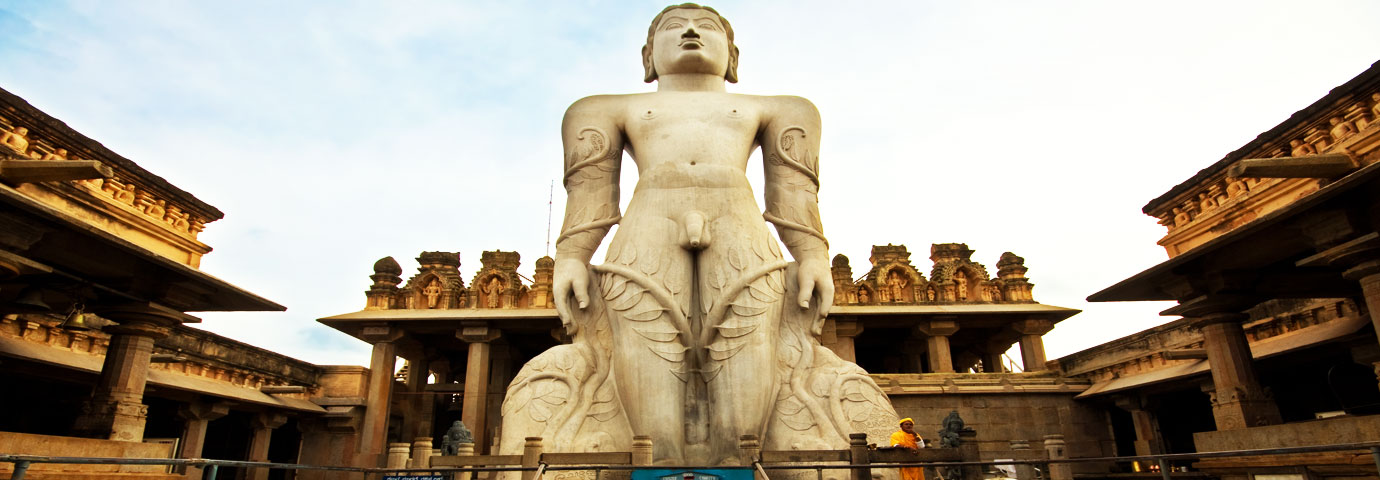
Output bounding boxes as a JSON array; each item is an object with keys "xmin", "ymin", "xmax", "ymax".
[
  {"xmin": 373, "ymin": 256, "xmax": 403, "ymax": 276},
  {"xmin": 997, "ymin": 252, "xmax": 1027, "ymax": 278},
  {"xmin": 832, "ymin": 253, "xmax": 850, "ymax": 269},
  {"xmin": 929, "ymin": 243, "xmax": 974, "ymax": 264},
  {"xmin": 417, "ymin": 251, "xmax": 461, "ymax": 268}
]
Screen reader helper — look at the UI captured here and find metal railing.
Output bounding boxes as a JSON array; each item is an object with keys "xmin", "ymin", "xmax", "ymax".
[{"xmin": 4, "ymin": 441, "xmax": 1380, "ymax": 480}]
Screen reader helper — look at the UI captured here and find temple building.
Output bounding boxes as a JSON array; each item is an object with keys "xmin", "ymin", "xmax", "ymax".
[
  {"xmin": 0, "ymin": 86, "xmax": 372, "ymax": 480},
  {"xmin": 1060, "ymin": 59, "xmax": 1380, "ymax": 477},
  {"xmin": 318, "ymin": 242, "xmax": 1099, "ymax": 467}
]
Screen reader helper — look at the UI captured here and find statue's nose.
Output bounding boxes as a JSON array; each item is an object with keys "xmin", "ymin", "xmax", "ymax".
[{"xmin": 681, "ymin": 27, "xmax": 700, "ymax": 39}]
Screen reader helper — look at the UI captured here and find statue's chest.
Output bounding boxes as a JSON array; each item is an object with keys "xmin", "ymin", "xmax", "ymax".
[{"xmin": 624, "ymin": 99, "xmax": 761, "ymax": 142}]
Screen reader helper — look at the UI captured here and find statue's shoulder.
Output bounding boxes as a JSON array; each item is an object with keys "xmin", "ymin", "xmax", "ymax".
[
  {"xmin": 748, "ymin": 94, "xmax": 819, "ymax": 121},
  {"xmin": 565, "ymin": 94, "xmax": 638, "ymax": 118}
]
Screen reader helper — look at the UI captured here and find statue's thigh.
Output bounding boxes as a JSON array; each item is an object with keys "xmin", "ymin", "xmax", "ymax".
[{"xmin": 695, "ymin": 221, "xmax": 786, "ymax": 395}]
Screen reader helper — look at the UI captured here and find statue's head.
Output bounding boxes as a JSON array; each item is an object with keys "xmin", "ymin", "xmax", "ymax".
[{"xmin": 642, "ymin": 3, "xmax": 739, "ymax": 83}]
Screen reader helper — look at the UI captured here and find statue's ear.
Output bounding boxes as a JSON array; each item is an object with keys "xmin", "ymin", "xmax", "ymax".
[
  {"xmin": 725, "ymin": 45, "xmax": 740, "ymax": 83},
  {"xmin": 642, "ymin": 44, "xmax": 657, "ymax": 83}
]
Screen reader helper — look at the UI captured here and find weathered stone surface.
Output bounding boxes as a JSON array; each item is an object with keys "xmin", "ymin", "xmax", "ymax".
[{"xmin": 499, "ymin": 4, "xmax": 896, "ymax": 468}]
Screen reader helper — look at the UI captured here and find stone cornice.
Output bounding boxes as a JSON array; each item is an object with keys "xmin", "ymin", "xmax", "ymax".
[
  {"xmin": 0, "ymin": 87, "xmax": 219, "ymax": 246},
  {"xmin": 1144, "ymin": 59, "xmax": 1380, "ymax": 216}
]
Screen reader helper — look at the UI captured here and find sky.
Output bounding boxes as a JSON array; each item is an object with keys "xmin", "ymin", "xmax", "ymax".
[{"xmin": 1, "ymin": 1, "xmax": 1378, "ymax": 367}]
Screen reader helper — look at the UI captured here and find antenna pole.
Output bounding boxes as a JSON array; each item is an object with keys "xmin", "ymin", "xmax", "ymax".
[{"xmin": 545, "ymin": 180, "xmax": 554, "ymax": 257}]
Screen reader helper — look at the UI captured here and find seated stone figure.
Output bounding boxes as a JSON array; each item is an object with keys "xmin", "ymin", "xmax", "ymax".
[{"xmin": 499, "ymin": 3, "xmax": 899, "ymax": 471}]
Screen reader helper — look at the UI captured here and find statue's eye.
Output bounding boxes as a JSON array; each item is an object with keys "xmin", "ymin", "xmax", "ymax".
[
  {"xmin": 697, "ymin": 22, "xmax": 717, "ymax": 31},
  {"xmin": 663, "ymin": 22, "xmax": 683, "ymax": 30}
]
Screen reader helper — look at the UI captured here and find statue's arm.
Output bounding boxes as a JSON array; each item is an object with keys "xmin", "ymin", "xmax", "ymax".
[
  {"xmin": 554, "ymin": 96, "xmax": 624, "ymax": 319},
  {"xmin": 761, "ymin": 96, "xmax": 833, "ymax": 315}
]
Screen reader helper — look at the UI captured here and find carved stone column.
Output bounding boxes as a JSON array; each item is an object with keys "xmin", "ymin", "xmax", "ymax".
[
  {"xmin": 1195, "ymin": 313, "xmax": 1281, "ymax": 430},
  {"xmin": 1011, "ymin": 319, "xmax": 1054, "ymax": 372},
  {"xmin": 915, "ymin": 319, "xmax": 959, "ymax": 373},
  {"xmin": 247, "ymin": 412, "xmax": 288, "ymax": 480},
  {"xmin": 458, "ymin": 324, "xmax": 500, "ymax": 453},
  {"xmin": 177, "ymin": 401, "xmax": 229, "ymax": 480},
  {"xmin": 358, "ymin": 325, "xmax": 403, "ymax": 465},
  {"xmin": 829, "ymin": 319, "xmax": 864, "ymax": 363},
  {"xmin": 73, "ymin": 305, "xmax": 183, "ymax": 441},
  {"xmin": 1113, "ymin": 396, "xmax": 1163, "ymax": 456}
]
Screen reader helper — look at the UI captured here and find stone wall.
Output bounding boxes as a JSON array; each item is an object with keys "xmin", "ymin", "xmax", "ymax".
[{"xmin": 890, "ymin": 392, "xmax": 1113, "ymax": 468}]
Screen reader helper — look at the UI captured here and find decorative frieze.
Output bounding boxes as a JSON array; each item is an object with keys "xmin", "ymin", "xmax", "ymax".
[
  {"xmin": 830, "ymin": 243, "xmax": 1037, "ymax": 306},
  {"xmin": 0, "ymin": 114, "xmax": 211, "ymax": 243},
  {"xmin": 1150, "ymin": 88, "xmax": 1380, "ymax": 237}
]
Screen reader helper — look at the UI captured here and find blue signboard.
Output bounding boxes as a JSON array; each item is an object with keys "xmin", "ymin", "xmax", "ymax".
[{"xmin": 631, "ymin": 468, "xmax": 754, "ymax": 480}]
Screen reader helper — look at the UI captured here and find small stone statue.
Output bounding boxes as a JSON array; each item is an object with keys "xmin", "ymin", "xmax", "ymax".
[
  {"xmin": 1, "ymin": 126, "xmax": 30, "ymax": 154},
  {"xmin": 937, "ymin": 410, "xmax": 966, "ymax": 448},
  {"xmin": 441, "ymin": 420, "xmax": 473, "ymax": 455}
]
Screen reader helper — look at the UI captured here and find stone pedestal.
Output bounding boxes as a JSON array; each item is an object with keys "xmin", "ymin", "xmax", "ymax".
[
  {"xmin": 1197, "ymin": 313, "xmax": 1281, "ymax": 430},
  {"xmin": 72, "ymin": 311, "xmax": 175, "ymax": 441}
]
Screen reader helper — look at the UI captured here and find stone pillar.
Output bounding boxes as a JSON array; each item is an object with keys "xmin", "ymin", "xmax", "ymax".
[
  {"xmin": 359, "ymin": 325, "xmax": 404, "ymax": 465},
  {"xmin": 400, "ymin": 356, "xmax": 431, "ymax": 442},
  {"xmin": 247, "ymin": 412, "xmax": 288, "ymax": 480},
  {"xmin": 177, "ymin": 401, "xmax": 230, "ymax": 480},
  {"xmin": 739, "ymin": 434, "xmax": 761, "ymax": 466},
  {"xmin": 1042, "ymin": 434, "xmax": 1071, "ymax": 480},
  {"xmin": 981, "ymin": 351, "xmax": 1005, "ymax": 373},
  {"xmin": 386, "ymin": 443, "xmax": 411, "ymax": 469},
  {"xmin": 1011, "ymin": 319, "xmax": 1053, "ymax": 372},
  {"xmin": 847, "ymin": 433, "xmax": 871, "ymax": 480},
  {"xmin": 631, "ymin": 435, "xmax": 653, "ymax": 466},
  {"xmin": 73, "ymin": 305, "xmax": 183, "ymax": 441},
  {"xmin": 1343, "ymin": 259, "xmax": 1380, "ymax": 345},
  {"xmin": 521, "ymin": 437, "xmax": 543, "ymax": 480},
  {"xmin": 915, "ymin": 319, "xmax": 959, "ymax": 373},
  {"xmin": 487, "ymin": 345, "xmax": 514, "ymax": 454},
  {"xmin": 1009, "ymin": 440, "xmax": 1036, "ymax": 480},
  {"xmin": 1196, "ymin": 313, "xmax": 1282, "ymax": 430},
  {"xmin": 410, "ymin": 437, "xmax": 433, "ymax": 468},
  {"xmin": 1113, "ymin": 396, "xmax": 1163, "ymax": 456},
  {"xmin": 458, "ymin": 324, "xmax": 501, "ymax": 453},
  {"xmin": 456, "ymin": 443, "xmax": 475, "ymax": 480},
  {"xmin": 825, "ymin": 319, "xmax": 864, "ymax": 363}
]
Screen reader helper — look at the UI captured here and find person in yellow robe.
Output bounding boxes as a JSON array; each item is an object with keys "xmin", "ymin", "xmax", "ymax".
[{"xmin": 890, "ymin": 417, "xmax": 926, "ymax": 480}]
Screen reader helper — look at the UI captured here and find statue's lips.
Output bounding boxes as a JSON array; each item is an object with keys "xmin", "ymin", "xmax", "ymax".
[{"xmin": 679, "ymin": 39, "xmax": 702, "ymax": 49}]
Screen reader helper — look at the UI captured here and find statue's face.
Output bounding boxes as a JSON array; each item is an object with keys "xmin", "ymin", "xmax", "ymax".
[{"xmin": 651, "ymin": 8, "xmax": 731, "ymax": 79}]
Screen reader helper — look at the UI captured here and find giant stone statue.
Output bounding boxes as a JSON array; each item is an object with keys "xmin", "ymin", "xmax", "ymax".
[{"xmin": 499, "ymin": 3, "xmax": 899, "ymax": 467}]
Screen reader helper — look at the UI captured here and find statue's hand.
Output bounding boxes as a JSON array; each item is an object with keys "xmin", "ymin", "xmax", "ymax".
[
  {"xmin": 553, "ymin": 258, "xmax": 591, "ymax": 333},
  {"xmin": 796, "ymin": 257, "xmax": 834, "ymax": 321}
]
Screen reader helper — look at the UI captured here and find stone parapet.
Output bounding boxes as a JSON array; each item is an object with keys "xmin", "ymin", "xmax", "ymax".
[{"xmin": 872, "ymin": 372, "xmax": 1090, "ymax": 396}]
